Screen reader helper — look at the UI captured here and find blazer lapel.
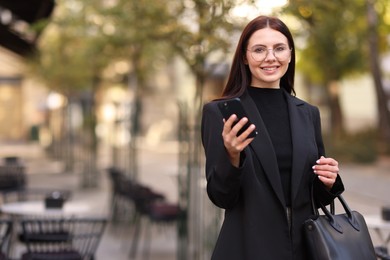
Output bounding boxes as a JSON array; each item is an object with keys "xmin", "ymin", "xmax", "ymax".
[
  {"xmin": 283, "ymin": 92, "xmax": 309, "ymax": 203},
  {"xmin": 240, "ymin": 92, "xmax": 285, "ymax": 206}
]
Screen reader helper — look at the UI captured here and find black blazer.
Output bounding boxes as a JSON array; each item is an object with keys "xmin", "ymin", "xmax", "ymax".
[{"xmin": 201, "ymin": 89, "xmax": 343, "ymax": 260}]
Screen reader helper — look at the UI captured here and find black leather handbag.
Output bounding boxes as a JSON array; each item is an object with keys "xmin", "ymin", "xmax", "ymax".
[{"xmin": 303, "ymin": 191, "xmax": 377, "ymax": 260}]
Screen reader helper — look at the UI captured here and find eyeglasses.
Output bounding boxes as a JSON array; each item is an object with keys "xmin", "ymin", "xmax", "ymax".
[{"xmin": 247, "ymin": 45, "xmax": 292, "ymax": 62}]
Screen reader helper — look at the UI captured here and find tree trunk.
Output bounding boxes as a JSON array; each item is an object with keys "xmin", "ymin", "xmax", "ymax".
[
  {"xmin": 177, "ymin": 65, "xmax": 206, "ymax": 260},
  {"xmin": 326, "ymin": 80, "xmax": 345, "ymax": 138},
  {"xmin": 82, "ymin": 78, "xmax": 99, "ymax": 188},
  {"xmin": 367, "ymin": 0, "xmax": 390, "ymax": 153},
  {"xmin": 127, "ymin": 69, "xmax": 139, "ymax": 180}
]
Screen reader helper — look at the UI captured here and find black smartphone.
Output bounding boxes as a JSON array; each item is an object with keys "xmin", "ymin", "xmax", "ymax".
[{"xmin": 217, "ymin": 98, "xmax": 258, "ymax": 138}]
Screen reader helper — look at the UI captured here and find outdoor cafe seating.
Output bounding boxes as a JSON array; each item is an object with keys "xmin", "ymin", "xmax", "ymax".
[
  {"xmin": 0, "ymin": 156, "xmax": 107, "ymax": 260},
  {"xmin": 0, "ymin": 219, "xmax": 12, "ymax": 260},
  {"xmin": 0, "ymin": 157, "xmax": 26, "ymax": 203},
  {"xmin": 0, "ymin": 156, "xmax": 73, "ymax": 205},
  {"xmin": 20, "ymin": 217, "xmax": 107, "ymax": 260},
  {"xmin": 107, "ymin": 167, "xmax": 182, "ymax": 259},
  {"xmin": 0, "ymin": 194, "xmax": 107, "ymax": 260}
]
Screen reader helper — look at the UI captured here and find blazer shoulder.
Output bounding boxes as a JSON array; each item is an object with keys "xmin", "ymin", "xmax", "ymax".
[
  {"xmin": 202, "ymin": 99, "xmax": 224, "ymax": 115},
  {"xmin": 203, "ymin": 100, "xmax": 218, "ymax": 110},
  {"xmin": 289, "ymin": 95, "xmax": 318, "ymax": 110}
]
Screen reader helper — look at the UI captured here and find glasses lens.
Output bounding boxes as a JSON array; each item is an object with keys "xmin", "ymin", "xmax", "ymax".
[
  {"xmin": 274, "ymin": 47, "xmax": 291, "ymax": 61},
  {"xmin": 250, "ymin": 47, "xmax": 266, "ymax": 61},
  {"xmin": 250, "ymin": 46, "xmax": 291, "ymax": 62}
]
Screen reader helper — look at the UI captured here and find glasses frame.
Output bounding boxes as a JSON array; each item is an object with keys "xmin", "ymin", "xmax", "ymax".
[{"xmin": 247, "ymin": 46, "xmax": 293, "ymax": 62}]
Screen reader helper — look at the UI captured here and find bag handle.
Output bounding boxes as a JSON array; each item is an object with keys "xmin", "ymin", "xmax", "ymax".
[
  {"xmin": 310, "ymin": 182, "xmax": 335, "ymax": 216},
  {"xmin": 310, "ymin": 184, "xmax": 360, "ymax": 233}
]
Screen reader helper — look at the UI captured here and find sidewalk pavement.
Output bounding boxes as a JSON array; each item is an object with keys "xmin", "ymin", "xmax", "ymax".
[{"xmin": 0, "ymin": 142, "xmax": 389, "ymax": 259}]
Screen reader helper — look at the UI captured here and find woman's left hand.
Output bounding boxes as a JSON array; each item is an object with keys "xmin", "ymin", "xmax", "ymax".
[{"xmin": 312, "ymin": 156, "xmax": 339, "ymax": 189}]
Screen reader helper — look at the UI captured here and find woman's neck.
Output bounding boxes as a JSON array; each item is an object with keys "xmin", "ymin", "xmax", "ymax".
[{"xmin": 250, "ymin": 84, "xmax": 280, "ymax": 89}]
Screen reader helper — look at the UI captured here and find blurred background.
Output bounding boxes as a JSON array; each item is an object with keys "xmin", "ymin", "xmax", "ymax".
[{"xmin": 0, "ymin": 0, "xmax": 389, "ymax": 259}]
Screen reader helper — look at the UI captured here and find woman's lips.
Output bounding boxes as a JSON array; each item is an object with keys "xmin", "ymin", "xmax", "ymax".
[{"xmin": 261, "ymin": 66, "xmax": 279, "ymax": 72}]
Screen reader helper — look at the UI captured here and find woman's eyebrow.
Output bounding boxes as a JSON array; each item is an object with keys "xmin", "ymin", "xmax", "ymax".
[{"xmin": 250, "ymin": 43, "xmax": 288, "ymax": 48}]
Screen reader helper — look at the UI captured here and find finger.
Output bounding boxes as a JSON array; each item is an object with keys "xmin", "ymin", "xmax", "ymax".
[
  {"xmin": 314, "ymin": 165, "xmax": 339, "ymax": 174},
  {"xmin": 318, "ymin": 175, "xmax": 335, "ymax": 189},
  {"xmin": 315, "ymin": 166, "xmax": 339, "ymax": 177},
  {"xmin": 235, "ymin": 137, "xmax": 255, "ymax": 151},
  {"xmin": 225, "ymin": 114, "xmax": 238, "ymax": 128},
  {"xmin": 237, "ymin": 124, "xmax": 256, "ymax": 140},
  {"xmin": 225, "ymin": 128, "xmax": 255, "ymax": 153},
  {"xmin": 222, "ymin": 114, "xmax": 237, "ymax": 136},
  {"xmin": 225, "ymin": 117, "xmax": 247, "ymax": 139},
  {"xmin": 314, "ymin": 157, "xmax": 339, "ymax": 173},
  {"xmin": 316, "ymin": 157, "xmax": 338, "ymax": 167},
  {"xmin": 314, "ymin": 169, "xmax": 337, "ymax": 179},
  {"xmin": 313, "ymin": 164, "xmax": 339, "ymax": 177},
  {"xmin": 231, "ymin": 117, "xmax": 249, "ymax": 133}
]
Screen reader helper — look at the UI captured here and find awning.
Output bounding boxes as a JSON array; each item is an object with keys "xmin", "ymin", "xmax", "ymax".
[{"xmin": 0, "ymin": 0, "xmax": 55, "ymax": 56}]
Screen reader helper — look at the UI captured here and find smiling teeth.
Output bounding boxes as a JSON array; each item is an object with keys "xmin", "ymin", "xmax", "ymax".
[{"xmin": 263, "ymin": 67, "xmax": 276, "ymax": 71}]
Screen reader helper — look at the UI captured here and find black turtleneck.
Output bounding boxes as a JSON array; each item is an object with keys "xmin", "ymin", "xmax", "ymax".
[{"xmin": 248, "ymin": 87, "xmax": 292, "ymax": 206}]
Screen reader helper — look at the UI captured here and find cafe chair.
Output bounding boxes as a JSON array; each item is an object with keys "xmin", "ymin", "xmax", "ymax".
[
  {"xmin": 140, "ymin": 201, "xmax": 181, "ymax": 260},
  {"xmin": 107, "ymin": 167, "xmax": 129, "ymax": 222},
  {"xmin": 0, "ymin": 219, "xmax": 12, "ymax": 260},
  {"xmin": 107, "ymin": 168, "xmax": 165, "ymax": 223},
  {"xmin": 0, "ymin": 164, "xmax": 26, "ymax": 203},
  {"xmin": 107, "ymin": 168, "xmax": 179, "ymax": 259},
  {"xmin": 20, "ymin": 217, "xmax": 107, "ymax": 260},
  {"xmin": 129, "ymin": 193, "xmax": 180, "ymax": 260}
]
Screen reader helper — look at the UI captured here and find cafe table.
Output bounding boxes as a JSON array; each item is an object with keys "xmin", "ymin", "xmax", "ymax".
[
  {"xmin": 0, "ymin": 200, "xmax": 91, "ymax": 258},
  {"xmin": 0, "ymin": 200, "xmax": 91, "ymax": 217}
]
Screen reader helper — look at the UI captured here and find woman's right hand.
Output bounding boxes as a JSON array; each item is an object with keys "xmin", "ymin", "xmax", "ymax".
[{"xmin": 222, "ymin": 114, "xmax": 256, "ymax": 167}]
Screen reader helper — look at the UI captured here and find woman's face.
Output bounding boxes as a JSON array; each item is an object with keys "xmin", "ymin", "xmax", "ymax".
[{"xmin": 245, "ymin": 28, "xmax": 291, "ymax": 89}]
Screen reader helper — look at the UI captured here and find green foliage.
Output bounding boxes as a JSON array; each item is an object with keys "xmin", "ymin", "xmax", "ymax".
[
  {"xmin": 324, "ymin": 128, "xmax": 379, "ymax": 164},
  {"xmin": 26, "ymin": 0, "xmax": 257, "ymax": 97},
  {"xmin": 283, "ymin": 0, "xmax": 390, "ymax": 146},
  {"xmin": 284, "ymin": 0, "xmax": 390, "ymax": 84},
  {"xmin": 163, "ymin": 0, "xmax": 252, "ymax": 81},
  {"xmin": 284, "ymin": 0, "xmax": 369, "ymax": 84},
  {"xmin": 27, "ymin": 0, "xmax": 179, "ymax": 95},
  {"xmin": 26, "ymin": 0, "xmax": 113, "ymax": 95}
]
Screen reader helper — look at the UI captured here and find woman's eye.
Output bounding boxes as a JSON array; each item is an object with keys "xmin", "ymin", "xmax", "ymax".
[
  {"xmin": 275, "ymin": 46, "xmax": 286, "ymax": 52},
  {"xmin": 254, "ymin": 48, "xmax": 266, "ymax": 53}
]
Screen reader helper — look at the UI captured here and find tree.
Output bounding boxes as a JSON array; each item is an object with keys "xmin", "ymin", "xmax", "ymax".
[
  {"xmin": 28, "ymin": 0, "xmax": 178, "ymax": 186},
  {"xmin": 284, "ymin": 1, "xmax": 368, "ymax": 138},
  {"xmin": 284, "ymin": 0, "xmax": 390, "ymax": 152},
  {"xmin": 161, "ymin": 1, "xmax": 255, "ymax": 259},
  {"xmin": 97, "ymin": 1, "xmax": 244, "ymax": 257},
  {"xmin": 98, "ymin": 0, "xmax": 178, "ymax": 179},
  {"xmin": 366, "ymin": 0, "xmax": 390, "ymax": 153},
  {"xmin": 28, "ymin": 1, "xmax": 260, "ymax": 258},
  {"xmin": 27, "ymin": 0, "xmax": 117, "ymax": 186}
]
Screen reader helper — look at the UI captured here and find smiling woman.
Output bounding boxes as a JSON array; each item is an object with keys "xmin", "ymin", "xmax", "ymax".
[
  {"xmin": 244, "ymin": 28, "xmax": 292, "ymax": 89},
  {"xmin": 201, "ymin": 15, "xmax": 344, "ymax": 260}
]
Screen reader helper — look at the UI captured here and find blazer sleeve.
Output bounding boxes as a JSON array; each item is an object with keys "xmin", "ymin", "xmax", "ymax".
[
  {"xmin": 310, "ymin": 105, "xmax": 344, "ymax": 206},
  {"xmin": 201, "ymin": 102, "xmax": 245, "ymax": 209}
]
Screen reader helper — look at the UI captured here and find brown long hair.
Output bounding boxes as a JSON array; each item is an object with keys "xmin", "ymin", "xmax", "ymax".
[{"xmin": 221, "ymin": 16, "xmax": 296, "ymax": 98}]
